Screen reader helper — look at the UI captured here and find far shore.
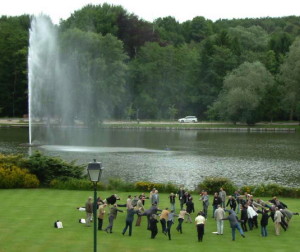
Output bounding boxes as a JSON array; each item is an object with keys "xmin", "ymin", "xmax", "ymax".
[{"xmin": 0, "ymin": 118, "xmax": 299, "ymax": 131}]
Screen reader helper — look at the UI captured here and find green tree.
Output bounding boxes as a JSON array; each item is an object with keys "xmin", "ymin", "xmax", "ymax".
[
  {"xmin": 209, "ymin": 61, "xmax": 275, "ymax": 125},
  {"xmin": 182, "ymin": 16, "xmax": 213, "ymax": 43},
  {"xmin": 0, "ymin": 15, "xmax": 30, "ymax": 117},
  {"xmin": 60, "ymin": 3, "xmax": 122, "ymax": 35},
  {"xmin": 128, "ymin": 42, "xmax": 197, "ymax": 119},
  {"xmin": 61, "ymin": 4, "xmax": 159, "ymax": 59},
  {"xmin": 58, "ymin": 28, "xmax": 128, "ymax": 125},
  {"xmin": 154, "ymin": 16, "xmax": 185, "ymax": 46},
  {"xmin": 190, "ymin": 36, "xmax": 239, "ymax": 119},
  {"xmin": 280, "ymin": 37, "xmax": 300, "ymax": 120}
]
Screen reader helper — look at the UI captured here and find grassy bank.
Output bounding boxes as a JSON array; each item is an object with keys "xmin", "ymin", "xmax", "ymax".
[
  {"xmin": 0, "ymin": 189, "xmax": 299, "ymax": 252},
  {"xmin": 1, "ymin": 118, "xmax": 299, "ymax": 131}
]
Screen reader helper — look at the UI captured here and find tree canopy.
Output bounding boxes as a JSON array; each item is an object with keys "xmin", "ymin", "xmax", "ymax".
[{"xmin": 1, "ymin": 4, "xmax": 300, "ymax": 124}]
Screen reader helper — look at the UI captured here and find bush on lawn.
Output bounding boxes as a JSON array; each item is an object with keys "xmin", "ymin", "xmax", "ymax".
[
  {"xmin": 0, "ymin": 164, "xmax": 39, "ymax": 188},
  {"xmin": 49, "ymin": 177, "xmax": 106, "ymax": 190},
  {"xmin": 196, "ymin": 177, "xmax": 237, "ymax": 195},
  {"xmin": 240, "ymin": 183, "xmax": 300, "ymax": 198},
  {"xmin": 20, "ymin": 151, "xmax": 84, "ymax": 186},
  {"xmin": 135, "ymin": 181, "xmax": 178, "ymax": 193}
]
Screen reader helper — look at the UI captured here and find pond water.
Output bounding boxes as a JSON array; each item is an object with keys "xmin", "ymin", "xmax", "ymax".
[{"xmin": 1, "ymin": 127, "xmax": 299, "ymax": 189}]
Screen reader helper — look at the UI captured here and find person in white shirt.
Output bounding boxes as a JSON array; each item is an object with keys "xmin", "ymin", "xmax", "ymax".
[
  {"xmin": 274, "ymin": 207, "xmax": 283, "ymax": 235},
  {"xmin": 214, "ymin": 205, "xmax": 225, "ymax": 235},
  {"xmin": 195, "ymin": 211, "xmax": 206, "ymax": 242}
]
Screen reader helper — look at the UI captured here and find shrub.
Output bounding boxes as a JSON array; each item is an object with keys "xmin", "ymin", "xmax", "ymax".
[
  {"xmin": 49, "ymin": 177, "xmax": 106, "ymax": 191},
  {"xmin": 0, "ymin": 164, "xmax": 40, "ymax": 188},
  {"xmin": 20, "ymin": 151, "xmax": 84, "ymax": 185},
  {"xmin": 164, "ymin": 182, "xmax": 179, "ymax": 193},
  {"xmin": 239, "ymin": 184, "xmax": 300, "ymax": 198},
  {"xmin": 135, "ymin": 181, "xmax": 178, "ymax": 193},
  {"xmin": 239, "ymin": 185, "xmax": 257, "ymax": 195},
  {"xmin": 197, "ymin": 177, "xmax": 237, "ymax": 195},
  {"xmin": 281, "ymin": 187, "xmax": 300, "ymax": 198},
  {"xmin": 0, "ymin": 154, "xmax": 24, "ymax": 167},
  {"xmin": 107, "ymin": 178, "xmax": 135, "ymax": 192},
  {"xmin": 135, "ymin": 181, "xmax": 160, "ymax": 192}
]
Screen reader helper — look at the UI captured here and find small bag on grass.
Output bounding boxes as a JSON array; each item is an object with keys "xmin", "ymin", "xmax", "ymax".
[{"xmin": 54, "ymin": 220, "xmax": 63, "ymax": 228}]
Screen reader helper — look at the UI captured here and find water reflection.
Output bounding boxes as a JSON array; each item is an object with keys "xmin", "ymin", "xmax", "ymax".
[{"xmin": 0, "ymin": 127, "xmax": 299, "ymax": 189}]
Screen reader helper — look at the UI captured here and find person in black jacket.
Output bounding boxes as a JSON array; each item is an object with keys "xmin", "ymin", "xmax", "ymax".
[
  {"xmin": 268, "ymin": 197, "xmax": 288, "ymax": 209},
  {"xmin": 260, "ymin": 209, "xmax": 271, "ymax": 237},
  {"xmin": 105, "ymin": 194, "xmax": 120, "ymax": 205},
  {"xmin": 240, "ymin": 205, "xmax": 248, "ymax": 232},
  {"xmin": 212, "ymin": 193, "xmax": 222, "ymax": 218},
  {"xmin": 149, "ymin": 214, "xmax": 159, "ymax": 239},
  {"xmin": 226, "ymin": 196, "xmax": 237, "ymax": 211},
  {"xmin": 186, "ymin": 197, "xmax": 195, "ymax": 223},
  {"xmin": 177, "ymin": 187, "xmax": 185, "ymax": 210}
]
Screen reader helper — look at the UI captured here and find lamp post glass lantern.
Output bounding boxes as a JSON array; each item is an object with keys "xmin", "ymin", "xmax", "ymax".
[
  {"xmin": 87, "ymin": 160, "xmax": 103, "ymax": 182},
  {"xmin": 87, "ymin": 159, "xmax": 103, "ymax": 252}
]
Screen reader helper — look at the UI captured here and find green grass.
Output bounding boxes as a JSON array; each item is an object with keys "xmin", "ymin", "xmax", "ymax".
[
  {"xmin": 0, "ymin": 189, "xmax": 299, "ymax": 252},
  {"xmin": 102, "ymin": 122, "xmax": 300, "ymax": 131}
]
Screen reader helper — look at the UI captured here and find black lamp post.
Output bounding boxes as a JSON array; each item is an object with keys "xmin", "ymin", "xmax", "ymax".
[{"xmin": 87, "ymin": 159, "xmax": 103, "ymax": 252}]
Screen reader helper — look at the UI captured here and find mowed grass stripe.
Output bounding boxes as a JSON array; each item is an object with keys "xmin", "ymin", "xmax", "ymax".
[{"xmin": 0, "ymin": 189, "xmax": 299, "ymax": 252}]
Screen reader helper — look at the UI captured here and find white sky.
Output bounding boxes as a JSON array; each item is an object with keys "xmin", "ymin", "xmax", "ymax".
[{"xmin": 1, "ymin": 0, "xmax": 300, "ymax": 24}]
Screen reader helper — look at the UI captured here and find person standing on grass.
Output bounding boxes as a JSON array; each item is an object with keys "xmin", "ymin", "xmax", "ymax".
[
  {"xmin": 219, "ymin": 188, "xmax": 227, "ymax": 209},
  {"xmin": 176, "ymin": 208, "xmax": 189, "ymax": 234},
  {"xmin": 85, "ymin": 196, "xmax": 93, "ymax": 227},
  {"xmin": 104, "ymin": 204, "xmax": 124, "ymax": 233},
  {"xmin": 247, "ymin": 204, "xmax": 258, "ymax": 230},
  {"xmin": 151, "ymin": 190, "xmax": 160, "ymax": 205},
  {"xmin": 98, "ymin": 203, "xmax": 107, "ymax": 230},
  {"xmin": 177, "ymin": 187, "xmax": 185, "ymax": 210},
  {"xmin": 140, "ymin": 203, "xmax": 162, "ymax": 230},
  {"xmin": 166, "ymin": 210, "xmax": 178, "ymax": 240},
  {"xmin": 126, "ymin": 195, "xmax": 133, "ymax": 209},
  {"xmin": 260, "ymin": 209, "xmax": 270, "ymax": 237},
  {"xmin": 240, "ymin": 205, "xmax": 248, "ymax": 232},
  {"xmin": 200, "ymin": 191, "xmax": 209, "ymax": 218},
  {"xmin": 160, "ymin": 208, "xmax": 169, "ymax": 234},
  {"xmin": 135, "ymin": 195, "xmax": 145, "ymax": 226},
  {"xmin": 195, "ymin": 211, "xmax": 206, "ymax": 242},
  {"xmin": 169, "ymin": 193, "xmax": 176, "ymax": 212},
  {"xmin": 214, "ymin": 204, "xmax": 225, "ymax": 235},
  {"xmin": 122, "ymin": 207, "xmax": 140, "ymax": 236},
  {"xmin": 141, "ymin": 193, "xmax": 148, "ymax": 205},
  {"xmin": 212, "ymin": 192, "xmax": 222, "ymax": 218},
  {"xmin": 149, "ymin": 214, "xmax": 159, "ymax": 239},
  {"xmin": 226, "ymin": 195, "xmax": 237, "ymax": 212},
  {"xmin": 274, "ymin": 207, "xmax": 283, "ymax": 235},
  {"xmin": 186, "ymin": 197, "xmax": 195, "ymax": 223},
  {"xmin": 222, "ymin": 210, "xmax": 245, "ymax": 241},
  {"xmin": 233, "ymin": 191, "xmax": 241, "ymax": 214},
  {"xmin": 149, "ymin": 188, "xmax": 156, "ymax": 203}
]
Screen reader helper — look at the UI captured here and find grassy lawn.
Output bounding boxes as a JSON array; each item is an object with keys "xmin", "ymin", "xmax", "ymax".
[{"xmin": 0, "ymin": 189, "xmax": 299, "ymax": 252}]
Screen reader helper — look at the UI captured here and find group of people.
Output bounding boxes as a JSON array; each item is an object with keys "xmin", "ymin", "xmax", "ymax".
[
  {"xmin": 83, "ymin": 187, "xmax": 298, "ymax": 242},
  {"xmin": 202, "ymin": 188, "xmax": 299, "ymax": 241}
]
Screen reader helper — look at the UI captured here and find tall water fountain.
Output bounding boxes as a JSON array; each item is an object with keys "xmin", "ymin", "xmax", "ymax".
[
  {"xmin": 28, "ymin": 15, "xmax": 108, "ymax": 146},
  {"xmin": 28, "ymin": 15, "xmax": 59, "ymax": 145}
]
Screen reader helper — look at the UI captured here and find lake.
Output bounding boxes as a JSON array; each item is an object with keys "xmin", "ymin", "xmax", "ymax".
[{"xmin": 1, "ymin": 127, "xmax": 299, "ymax": 189}]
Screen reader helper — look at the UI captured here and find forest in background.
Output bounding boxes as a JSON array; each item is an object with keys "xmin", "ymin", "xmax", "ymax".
[{"xmin": 1, "ymin": 3, "xmax": 300, "ymax": 125}]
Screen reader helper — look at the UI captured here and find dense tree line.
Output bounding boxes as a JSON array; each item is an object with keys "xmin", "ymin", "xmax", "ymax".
[{"xmin": 1, "ymin": 3, "xmax": 300, "ymax": 124}]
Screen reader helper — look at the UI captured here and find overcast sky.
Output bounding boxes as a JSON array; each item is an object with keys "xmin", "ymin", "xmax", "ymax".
[{"xmin": 1, "ymin": 0, "xmax": 300, "ymax": 24}]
